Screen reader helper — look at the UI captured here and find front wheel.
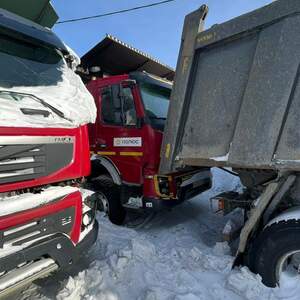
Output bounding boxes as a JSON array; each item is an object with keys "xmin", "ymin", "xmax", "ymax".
[
  {"xmin": 91, "ymin": 175, "xmax": 126, "ymax": 225},
  {"xmin": 248, "ymin": 219, "xmax": 300, "ymax": 287}
]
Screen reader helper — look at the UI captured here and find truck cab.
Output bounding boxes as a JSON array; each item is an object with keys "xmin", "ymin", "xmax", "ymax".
[
  {"xmin": 86, "ymin": 71, "xmax": 211, "ymax": 225},
  {"xmin": 0, "ymin": 7, "xmax": 98, "ymax": 296}
]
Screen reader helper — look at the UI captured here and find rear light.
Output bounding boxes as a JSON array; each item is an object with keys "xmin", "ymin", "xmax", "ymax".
[
  {"xmin": 210, "ymin": 192, "xmax": 249, "ymax": 216},
  {"xmin": 210, "ymin": 197, "xmax": 225, "ymax": 214}
]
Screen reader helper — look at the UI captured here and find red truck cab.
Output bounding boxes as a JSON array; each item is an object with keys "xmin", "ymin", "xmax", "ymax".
[
  {"xmin": 86, "ymin": 71, "xmax": 211, "ymax": 224},
  {"xmin": 0, "ymin": 9, "xmax": 98, "ymax": 295}
]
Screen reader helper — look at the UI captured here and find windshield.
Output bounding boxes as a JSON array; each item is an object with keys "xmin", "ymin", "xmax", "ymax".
[
  {"xmin": 0, "ymin": 34, "xmax": 64, "ymax": 88},
  {"xmin": 0, "ymin": 34, "xmax": 70, "ymax": 124},
  {"xmin": 140, "ymin": 83, "xmax": 171, "ymax": 131},
  {"xmin": 0, "ymin": 34, "xmax": 96, "ymax": 128}
]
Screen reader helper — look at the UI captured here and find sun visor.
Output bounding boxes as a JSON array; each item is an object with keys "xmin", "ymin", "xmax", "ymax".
[{"xmin": 0, "ymin": 9, "xmax": 67, "ymax": 52}]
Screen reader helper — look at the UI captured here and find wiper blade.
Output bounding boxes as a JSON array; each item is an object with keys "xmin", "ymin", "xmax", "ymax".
[{"xmin": 0, "ymin": 90, "xmax": 71, "ymax": 122}]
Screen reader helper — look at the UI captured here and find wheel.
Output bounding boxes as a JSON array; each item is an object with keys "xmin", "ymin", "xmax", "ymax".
[
  {"xmin": 248, "ymin": 219, "xmax": 300, "ymax": 287},
  {"xmin": 90, "ymin": 175, "xmax": 126, "ymax": 225}
]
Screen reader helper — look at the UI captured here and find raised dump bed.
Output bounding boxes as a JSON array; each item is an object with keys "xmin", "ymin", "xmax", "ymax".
[{"xmin": 160, "ymin": 0, "xmax": 300, "ymax": 173}]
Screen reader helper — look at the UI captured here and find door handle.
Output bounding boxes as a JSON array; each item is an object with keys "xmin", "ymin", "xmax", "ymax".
[{"xmin": 99, "ymin": 144, "xmax": 107, "ymax": 149}]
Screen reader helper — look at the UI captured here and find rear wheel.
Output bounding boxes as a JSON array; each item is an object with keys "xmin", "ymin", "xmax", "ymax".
[
  {"xmin": 91, "ymin": 175, "xmax": 126, "ymax": 225},
  {"xmin": 248, "ymin": 219, "xmax": 300, "ymax": 287}
]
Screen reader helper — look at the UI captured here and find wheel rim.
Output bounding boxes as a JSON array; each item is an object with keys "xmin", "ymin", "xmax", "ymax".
[
  {"xmin": 276, "ymin": 250, "xmax": 300, "ymax": 284},
  {"xmin": 97, "ymin": 192, "xmax": 109, "ymax": 214}
]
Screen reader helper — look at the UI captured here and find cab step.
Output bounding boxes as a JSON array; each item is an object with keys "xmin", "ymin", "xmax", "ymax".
[
  {"xmin": 123, "ymin": 196, "xmax": 144, "ymax": 210},
  {"xmin": 122, "ymin": 203, "xmax": 141, "ymax": 210},
  {"xmin": 0, "ymin": 258, "xmax": 58, "ymax": 298}
]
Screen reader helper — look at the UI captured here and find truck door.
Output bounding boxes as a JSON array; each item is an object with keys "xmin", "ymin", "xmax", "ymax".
[{"xmin": 96, "ymin": 82, "xmax": 146, "ymax": 185}]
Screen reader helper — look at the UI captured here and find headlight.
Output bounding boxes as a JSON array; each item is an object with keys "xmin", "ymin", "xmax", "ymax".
[
  {"xmin": 158, "ymin": 177, "xmax": 169, "ymax": 195},
  {"xmin": 82, "ymin": 211, "xmax": 93, "ymax": 226},
  {"xmin": 155, "ymin": 176, "xmax": 171, "ymax": 197}
]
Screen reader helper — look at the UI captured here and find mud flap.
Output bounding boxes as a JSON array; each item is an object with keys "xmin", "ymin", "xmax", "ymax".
[{"xmin": 233, "ymin": 175, "xmax": 290, "ymax": 266}]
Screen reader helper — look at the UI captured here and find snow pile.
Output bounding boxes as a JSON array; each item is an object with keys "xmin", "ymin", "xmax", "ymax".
[
  {"xmin": 0, "ymin": 186, "xmax": 79, "ymax": 217},
  {"xmin": 0, "ymin": 64, "xmax": 96, "ymax": 128},
  {"xmin": 23, "ymin": 169, "xmax": 300, "ymax": 300}
]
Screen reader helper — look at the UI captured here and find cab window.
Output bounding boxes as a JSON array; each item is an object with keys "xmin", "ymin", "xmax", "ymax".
[
  {"xmin": 101, "ymin": 86, "xmax": 137, "ymax": 126},
  {"xmin": 101, "ymin": 86, "xmax": 122, "ymax": 125}
]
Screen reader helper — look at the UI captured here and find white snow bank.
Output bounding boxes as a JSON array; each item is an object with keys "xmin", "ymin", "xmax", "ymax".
[
  {"xmin": 0, "ymin": 63, "xmax": 96, "ymax": 128},
  {"xmin": 226, "ymin": 267, "xmax": 270, "ymax": 299}
]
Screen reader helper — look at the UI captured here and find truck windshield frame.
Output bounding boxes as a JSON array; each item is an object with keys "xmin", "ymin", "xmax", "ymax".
[
  {"xmin": 0, "ymin": 33, "xmax": 65, "ymax": 88},
  {"xmin": 140, "ymin": 82, "xmax": 171, "ymax": 131}
]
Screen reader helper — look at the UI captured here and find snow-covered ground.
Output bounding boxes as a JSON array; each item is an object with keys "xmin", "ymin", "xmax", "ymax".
[{"xmin": 19, "ymin": 169, "xmax": 300, "ymax": 300}]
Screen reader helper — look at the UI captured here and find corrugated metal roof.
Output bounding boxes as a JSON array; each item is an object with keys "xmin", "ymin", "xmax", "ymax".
[{"xmin": 81, "ymin": 35, "xmax": 175, "ymax": 81}]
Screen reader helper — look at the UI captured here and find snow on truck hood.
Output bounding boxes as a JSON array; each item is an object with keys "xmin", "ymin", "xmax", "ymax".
[{"xmin": 0, "ymin": 63, "xmax": 96, "ymax": 128}]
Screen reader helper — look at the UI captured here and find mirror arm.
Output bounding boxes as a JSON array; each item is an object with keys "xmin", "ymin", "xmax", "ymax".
[
  {"xmin": 119, "ymin": 84, "xmax": 126, "ymax": 125},
  {"xmin": 136, "ymin": 117, "xmax": 145, "ymax": 129}
]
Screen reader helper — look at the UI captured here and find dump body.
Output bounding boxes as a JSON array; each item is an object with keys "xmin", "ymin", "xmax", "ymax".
[{"xmin": 160, "ymin": 0, "xmax": 300, "ymax": 173}]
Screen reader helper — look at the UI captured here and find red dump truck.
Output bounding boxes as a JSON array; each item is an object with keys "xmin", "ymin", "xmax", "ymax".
[
  {"xmin": 0, "ymin": 9, "xmax": 98, "ymax": 296},
  {"xmin": 85, "ymin": 71, "xmax": 211, "ymax": 225},
  {"xmin": 160, "ymin": 0, "xmax": 300, "ymax": 287},
  {"xmin": 77, "ymin": 36, "xmax": 212, "ymax": 225}
]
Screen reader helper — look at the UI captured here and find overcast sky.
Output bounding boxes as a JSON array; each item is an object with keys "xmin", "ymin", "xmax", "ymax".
[{"xmin": 52, "ymin": 0, "xmax": 273, "ymax": 68}]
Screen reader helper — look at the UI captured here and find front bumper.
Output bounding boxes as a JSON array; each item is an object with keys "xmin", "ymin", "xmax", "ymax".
[
  {"xmin": 0, "ymin": 220, "xmax": 98, "ymax": 275},
  {"xmin": 144, "ymin": 170, "xmax": 212, "ymax": 211}
]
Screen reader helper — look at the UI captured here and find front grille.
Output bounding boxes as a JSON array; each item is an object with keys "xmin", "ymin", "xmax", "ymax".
[
  {"xmin": 0, "ymin": 145, "xmax": 46, "ymax": 184},
  {"xmin": 0, "ymin": 136, "xmax": 74, "ymax": 186}
]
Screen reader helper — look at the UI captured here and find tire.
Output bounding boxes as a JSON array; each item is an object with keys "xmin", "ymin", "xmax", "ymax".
[
  {"xmin": 91, "ymin": 175, "xmax": 126, "ymax": 225},
  {"xmin": 248, "ymin": 219, "xmax": 300, "ymax": 287}
]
